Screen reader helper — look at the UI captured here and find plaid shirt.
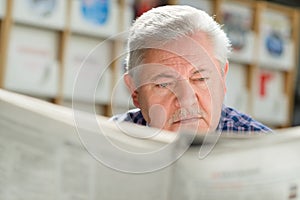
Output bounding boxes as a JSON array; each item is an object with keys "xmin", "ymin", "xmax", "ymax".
[{"xmin": 111, "ymin": 105, "xmax": 272, "ymax": 133}]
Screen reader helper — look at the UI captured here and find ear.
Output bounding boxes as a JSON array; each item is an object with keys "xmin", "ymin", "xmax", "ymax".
[
  {"xmin": 124, "ymin": 73, "xmax": 140, "ymax": 108},
  {"xmin": 223, "ymin": 61, "xmax": 229, "ymax": 93},
  {"xmin": 224, "ymin": 60, "xmax": 229, "ymax": 76}
]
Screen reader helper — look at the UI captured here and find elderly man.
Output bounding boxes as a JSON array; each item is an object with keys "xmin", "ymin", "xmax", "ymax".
[{"xmin": 111, "ymin": 5, "xmax": 271, "ymax": 134}]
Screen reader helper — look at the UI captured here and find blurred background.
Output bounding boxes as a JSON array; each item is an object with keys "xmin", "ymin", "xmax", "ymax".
[{"xmin": 0, "ymin": 0, "xmax": 300, "ymax": 129}]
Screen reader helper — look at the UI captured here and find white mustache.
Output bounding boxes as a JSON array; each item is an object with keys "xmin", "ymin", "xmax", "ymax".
[{"xmin": 168, "ymin": 108, "xmax": 204, "ymax": 124}]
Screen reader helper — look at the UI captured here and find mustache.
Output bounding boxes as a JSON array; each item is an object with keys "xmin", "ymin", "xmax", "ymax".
[{"xmin": 168, "ymin": 107, "xmax": 204, "ymax": 124}]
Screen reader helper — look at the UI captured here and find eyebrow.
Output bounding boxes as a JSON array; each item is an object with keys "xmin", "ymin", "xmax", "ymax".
[
  {"xmin": 191, "ymin": 69, "xmax": 207, "ymax": 75},
  {"xmin": 150, "ymin": 72, "xmax": 179, "ymax": 82}
]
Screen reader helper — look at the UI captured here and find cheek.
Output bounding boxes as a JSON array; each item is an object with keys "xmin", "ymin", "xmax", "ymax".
[
  {"xmin": 138, "ymin": 89, "xmax": 162, "ymax": 107},
  {"xmin": 207, "ymin": 81, "xmax": 225, "ymax": 118},
  {"xmin": 137, "ymin": 88, "xmax": 152, "ymax": 116},
  {"xmin": 194, "ymin": 82, "xmax": 224, "ymax": 111},
  {"xmin": 138, "ymin": 88, "xmax": 175, "ymax": 121},
  {"xmin": 194, "ymin": 83, "xmax": 212, "ymax": 104},
  {"xmin": 195, "ymin": 92, "xmax": 212, "ymax": 116}
]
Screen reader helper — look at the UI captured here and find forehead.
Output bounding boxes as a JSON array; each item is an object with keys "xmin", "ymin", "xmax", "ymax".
[
  {"xmin": 144, "ymin": 50, "xmax": 211, "ymax": 68},
  {"xmin": 142, "ymin": 32, "xmax": 217, "ymax": 70},
  {"xmin": 136, "ymin": 52, "xmax": 215, "ymax": 85}
]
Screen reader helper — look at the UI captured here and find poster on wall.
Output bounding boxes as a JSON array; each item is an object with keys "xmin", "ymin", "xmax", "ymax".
[
  {"xmin": 0, "ymin": 0, "xmax": 6, "ymax": 18},
  {"xmin": 110, "ymin": 56, "xmax": 135, "ymax": 114},
  {"xmin": 71, "ymin": 0, "xmax": 118, "ymax": 37},
  {"xmin": 252, "ymin": 68, "xmax": 288, "ymax": 125},
  {"xmin": 4, "ymin": 25, "xmax": 58, "ymax": 97},
  {"xmin": 258, "ymin": 10, "xmax": 294, "ymax": 70},
  {"xmin": 177, "ymin": 0, "xmax": 213, "ymax": 15},
  {"xmin": 224, "ymin": 63, "xmax": 249, "ymax": 114},
  {"xmin": 221, "ymin": 2, "xmax": 254, "ymax": 63},
  {"xmin": 63, "ymin": 35, "xmax": 112, "ymax": 104},
  {"xmin": 13, "ymin": 0, "xmax": 66, "ymax": 30}
]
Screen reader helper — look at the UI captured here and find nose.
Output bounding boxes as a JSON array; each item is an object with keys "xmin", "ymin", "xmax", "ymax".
[{"xmin": 174, "ymin": 80, "xmax": 197, "ymax": 108}]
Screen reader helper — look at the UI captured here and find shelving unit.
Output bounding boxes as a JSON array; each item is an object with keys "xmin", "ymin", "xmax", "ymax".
[
  {"xmin": 0, "ymin": 0, "xmax": 298, "ymax": 128},
  {"xmin": 0, "ymin": 0, "xmax": 134, "ymax": 116},
  {"xmin": 257, "ymin": 2, "xmax": 299, "ymax": 127},
  {"xmin": 221, "ymin": 0, "xmax": 299, "ymax": 127},
  {"xmin": 0, "ymin": 0, "xmax": 67, "ymax": 103}
]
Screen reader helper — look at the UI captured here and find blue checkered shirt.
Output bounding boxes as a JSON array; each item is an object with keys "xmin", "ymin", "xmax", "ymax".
[{"xmin": 111, "ymin": 105, "xmax": 272, "ymax": 133}]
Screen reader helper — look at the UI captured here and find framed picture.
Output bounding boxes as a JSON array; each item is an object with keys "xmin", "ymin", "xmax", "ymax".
[
  {"xmin": 63, "ymin": 34, "xmax": 112, "ymax": 104},
  {"xmin": 12, "ymin": 0, "xmax": 66, "ymax": 30},
  {"xmin": 5, "ymin": 25, "xmax": 59, "ymax": 97},
  {"xmin": 71, "ymin": 0, "xmax": 119, "ymax": 37},
  {"xmin": 221, "ymin": 2, "xmax": 255, "ymax": 64},
  {"xmin": 224, "ymin": 63, "xmax": 249, "ymax": 114},
  {"xmin": 258, "ymin": 9, "xmax": 294, "ymax": 70},
  {"xmin": 252, "ymin": 68, "xmax": 288, "ymax": 125},
  {"xmin": 108, "ymin": 42, "xmax": 135, "ymax": 114}
]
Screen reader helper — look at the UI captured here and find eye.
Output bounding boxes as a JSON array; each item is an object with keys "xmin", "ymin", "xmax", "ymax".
[
  {"xmin": 191, "ymin": 77, "xmax": 208, "ymax": 82},
  {"xmin": 155, "ymin": 82, "xmax": 174, "ymax": 88},
  {"xmin": 157, "ymin": 83, "xmax": 168, "ymax": 88}
]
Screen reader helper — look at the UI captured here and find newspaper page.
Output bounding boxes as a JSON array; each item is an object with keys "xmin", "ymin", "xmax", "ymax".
[
  {"xmin": 0, "ymin": 89, "xmax": 174, "ymax": 200},
  {"xmin": 170, "ymin": 129, "xmax": 300, "ymax": 200},
  {"xmin": 1, "ymin": 89, "xmax": 300, "ymax": 200},
  {"xmin": 0, "ymin": 101, "xmax": 96, "ymax": 200}
]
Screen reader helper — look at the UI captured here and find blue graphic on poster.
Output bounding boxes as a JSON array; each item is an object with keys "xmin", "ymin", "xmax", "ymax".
[
  {"xmin": 265, "ymin": 31, "xmax": 284, "ymax": 57},
  {"xmin": 29, "ymin": 0, "xmax": 56, "ymax": 17},
  {"xmin": 81, "ymin": 0, "xmax": 110, "ymax": 25}
]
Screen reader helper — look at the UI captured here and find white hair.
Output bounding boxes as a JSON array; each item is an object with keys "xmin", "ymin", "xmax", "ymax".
[{"xmin": 126, "ymin": 5, "xmax": 231, "ymax": 74}]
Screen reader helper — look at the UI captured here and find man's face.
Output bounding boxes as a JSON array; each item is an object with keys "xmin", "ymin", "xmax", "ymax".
[{"xmin": 125, "ymin": 32, "xmax": 228, "ymax": 133}]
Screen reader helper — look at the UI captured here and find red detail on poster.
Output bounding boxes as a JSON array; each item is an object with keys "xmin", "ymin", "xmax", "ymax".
[
  {"xmin": 259, "ymin": 72, "xmax": 273, "ymax": 97},
  {"xmin": 134, "ymin": 0, "xmax": 168, "ymax": 18},
  {"xmin": 136, "ymin": 1, "xmax": 152, "ymax": 17}
]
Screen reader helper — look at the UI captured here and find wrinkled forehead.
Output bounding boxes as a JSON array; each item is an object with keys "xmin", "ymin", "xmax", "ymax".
[
  {"xmin": 128, "ymin": 32, "xmax": 220, "ymax": 82},
  {"xmin": 146, "ymin": 32, "xmax": 214, "ymax": 62},
  {"xmin": 144, "ymin": 49, "xmax": 213, "ymax": 67},
  {"xmin": 130, "ymin": 51, "xmax": 217, "ymax": 86}
]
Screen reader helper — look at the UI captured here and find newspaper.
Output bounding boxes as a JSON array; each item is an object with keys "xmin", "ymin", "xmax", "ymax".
[{"xmin": 0, "ymin": 89, "xmax": 300, "ymax": 200}]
